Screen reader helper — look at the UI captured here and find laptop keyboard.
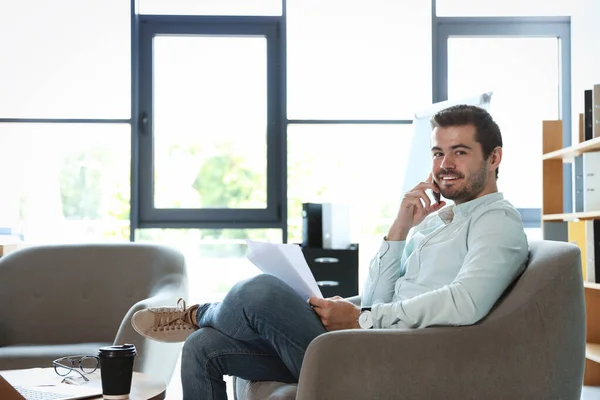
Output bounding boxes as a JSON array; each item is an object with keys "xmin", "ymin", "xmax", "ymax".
[{"xmin": 14, "ymin": 386, "xmax": 70, "ymax": 400}]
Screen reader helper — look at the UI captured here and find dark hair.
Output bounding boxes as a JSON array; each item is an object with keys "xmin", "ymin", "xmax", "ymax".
[{"xmin": 431, "ymin": 105, "xmax": 502, "ymax": 179}]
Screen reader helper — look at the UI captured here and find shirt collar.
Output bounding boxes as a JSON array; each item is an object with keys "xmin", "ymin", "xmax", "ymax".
[{"xmin": 437, "ymin": 192, "xmax": 504, "ymax": 224}]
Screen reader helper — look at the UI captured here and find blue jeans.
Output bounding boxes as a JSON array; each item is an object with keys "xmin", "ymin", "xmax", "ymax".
[{"xmin": 181, "ymin": 274, "xmax": 328, "ymax": 400}]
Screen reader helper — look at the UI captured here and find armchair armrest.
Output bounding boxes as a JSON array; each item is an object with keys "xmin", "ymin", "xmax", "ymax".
[
  {"xmin": 296, "ymin": 324, "xmax": 540, "ymax": 400},
  {"xmin": 114, "ymin": 277, "xmax": 187, "ymax": 384}
]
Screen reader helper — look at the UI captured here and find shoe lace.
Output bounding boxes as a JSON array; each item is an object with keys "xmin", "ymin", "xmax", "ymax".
[{"xmin": 154, "ymin": 298, "xmax": 195, "ymax": 331}]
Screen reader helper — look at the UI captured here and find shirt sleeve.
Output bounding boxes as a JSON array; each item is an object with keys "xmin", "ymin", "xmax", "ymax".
[
  {"xmin": 361, "ymin": 239, "xmax": 407, "ymax": 307},
  {"xmin": 370, "ymin": 209, "xmax": 529, "ymax": 329}
]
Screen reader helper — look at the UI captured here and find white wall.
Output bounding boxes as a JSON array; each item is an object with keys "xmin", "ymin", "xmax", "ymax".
[{"xmin": 571, "ymin": 0, "xmax": 600, "ymax": 142}]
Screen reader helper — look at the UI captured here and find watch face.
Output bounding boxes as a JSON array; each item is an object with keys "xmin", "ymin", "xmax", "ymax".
[
  {"xmin": 359, "ymin": 311, "xmax": 372, "ymax": 329},
  {"xmin": 358, "ymin": 312, "xmax": 368, "ymax": 324}
]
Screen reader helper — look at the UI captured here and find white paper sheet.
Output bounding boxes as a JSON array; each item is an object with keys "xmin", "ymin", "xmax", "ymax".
[{"xmin": 245, "ymin": 240, "xmax": 323, "ymax": 300}]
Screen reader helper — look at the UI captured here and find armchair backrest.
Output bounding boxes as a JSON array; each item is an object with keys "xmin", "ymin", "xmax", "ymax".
[
  {"xmin": 0, "ymin": 244, "xmax": 186, "ymax": 346},
  {"xmin": 483, "ymin": 240, "xmax": 584, "ymax": 324},
  {"xmin": 478, "ymin": 239, "xmax": 586, "ymax": 395}
]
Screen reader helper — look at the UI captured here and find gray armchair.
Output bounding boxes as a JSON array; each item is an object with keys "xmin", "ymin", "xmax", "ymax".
[
  {"xmin": 0, "ymin": 243, "xmax": 188, "ymax": 384},
  {"xmin": 234, "ymin": 240, "xmax": 586, "ymax": 400}
]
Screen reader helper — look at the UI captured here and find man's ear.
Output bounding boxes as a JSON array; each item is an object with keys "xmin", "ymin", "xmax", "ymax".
[
  {"xmin": 488, "ymin": 146, "xmax": 502, "ymax": 175},
  {"xmin": 490, "ymin": 146, "xmax": 502, "ymax": 169}
]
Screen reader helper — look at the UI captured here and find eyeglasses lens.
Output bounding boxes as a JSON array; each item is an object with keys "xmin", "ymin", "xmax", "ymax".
[
  {"xmin": 54, "ymin": 358, "xmax": 74, "ymax": 376},
  {"xmin": 80, "ymin": 357, "xmax": 98, "ymax": 374}
]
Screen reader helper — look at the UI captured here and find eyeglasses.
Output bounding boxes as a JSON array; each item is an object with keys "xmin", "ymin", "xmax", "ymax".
[{"xmin": 52, "ymin": 355, "xmax": 99, "ymax": 383}]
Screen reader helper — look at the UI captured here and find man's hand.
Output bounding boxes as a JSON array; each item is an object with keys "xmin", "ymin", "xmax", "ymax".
[
  {"xmin": 308, "ymin": 296, "xmax": 361, "ymax": 331},
  {"xmin": 387, "ymin": 173, "xmax": 446, "ymax": 241}
]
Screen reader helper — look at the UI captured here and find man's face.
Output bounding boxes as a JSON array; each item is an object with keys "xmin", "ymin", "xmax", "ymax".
[{"xmin": 430, "ymin": 124, "xmax": 490, "ymax": 204}]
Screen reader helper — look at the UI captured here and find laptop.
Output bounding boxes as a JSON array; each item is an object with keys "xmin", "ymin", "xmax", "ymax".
[{"xmin": 0, "ymin": 373, "xmax": 102, "ymax": 400}]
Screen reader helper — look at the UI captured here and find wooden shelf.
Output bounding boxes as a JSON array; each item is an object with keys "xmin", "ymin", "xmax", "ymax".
[
  {"xmin": 585, "ymin": 282, "xmax": 600, "ymax": 290},
  {"xmin": 587, "ymin": 343, "xmax": 600, "ymax": 363},
  {"xmin": 542, "ymin": 211, "xmax": 600, "ymax": 221},
  {"xmin": 542, "ymin": 136, "xmax": 600, "ymax": 161}
]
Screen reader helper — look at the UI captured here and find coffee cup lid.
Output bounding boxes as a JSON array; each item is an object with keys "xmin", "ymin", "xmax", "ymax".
[{"xmin": 98, "ymin": 344, "xmax": 137, "ymax": 358}]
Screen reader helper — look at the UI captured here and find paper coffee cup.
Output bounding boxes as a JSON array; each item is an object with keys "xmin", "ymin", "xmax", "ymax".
[{"xmin": 98, "ymin": 344, "xmax": 137, "ymax": 400}]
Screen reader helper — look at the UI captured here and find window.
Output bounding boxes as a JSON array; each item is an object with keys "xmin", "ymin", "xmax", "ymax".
[
  {"xmin": 0, "ymin": 124, "xmax": 131, "ymax": 242},
  {"xmin": 137, "ymin": 17, "xmax": 282, "ymax": 226},
  {"xmin": 447, "ymin": 37, "xmax": 560, "ymax": 209},
  {"xmin": 1, "ymin": 1, "xmax": 571, "ymax": 250},
  {"xmin": 286, "ymin": 0, "xmax": 432, "ymax": 120},
  {"xmin": 0, "ymin": 0, "xmax": 130, "ymax": 119},
  {"xmin": 438, "ymin": 18, "xmax": 571, "ymax": 225},
  {"xmin": 152, "ymin": 36, "xmax": 268, "ymax": 210}
]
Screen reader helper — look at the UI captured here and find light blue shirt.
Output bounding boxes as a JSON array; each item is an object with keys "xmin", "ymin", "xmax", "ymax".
[{"xmin": 362, "ymin": 192, "xmax": 529, "ymax": 329}]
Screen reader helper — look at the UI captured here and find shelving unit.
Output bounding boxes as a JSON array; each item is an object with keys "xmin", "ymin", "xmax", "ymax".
[
  {"xmin": 584, "ymin": 285, "xmax": 600, "ymax": 385},
  {"xmin": 542, "ymin": 120, "xmax": 600, "ymax": 386}
]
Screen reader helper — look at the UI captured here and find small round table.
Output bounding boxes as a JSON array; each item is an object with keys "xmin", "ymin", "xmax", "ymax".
[{"xmin": 1, "ymin": 368, "xmax": 166, "ymax": 400}]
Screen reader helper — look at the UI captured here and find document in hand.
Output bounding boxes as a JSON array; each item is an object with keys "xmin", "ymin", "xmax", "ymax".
[{"xmin": 245, "ymin": 240, "xmax": 323, "ymax": 300}]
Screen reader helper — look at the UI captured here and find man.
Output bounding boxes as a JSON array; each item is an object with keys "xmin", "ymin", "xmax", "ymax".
[{"xmin": 132, "ymin": 105, "xmax": 529, "ymax": 400}]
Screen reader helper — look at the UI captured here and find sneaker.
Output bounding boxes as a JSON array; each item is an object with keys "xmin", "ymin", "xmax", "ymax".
[{"xmin": 131, "ymin": 298, "xmax": 199, "ymax": 343}]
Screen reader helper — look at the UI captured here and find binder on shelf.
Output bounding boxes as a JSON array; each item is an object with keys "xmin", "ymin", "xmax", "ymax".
[
  {"xmin": 586, "ymin": 220, "xmax": 600, "ymax": 283},
  {"xmin": 574, "ymin": 155, "xmax": 584, "ymax": 213},
  {"xmin": 583, "ymin": 152, "xmax": 600, "ymax": 212},
  {"xmin": 594, "ymin": 84, "xmax": 600, "ymax": 139},
  {"xmin": 579, "ymin": 113, "xmax": 585, "ymax": 143},
  {"xmin": 569, "ymin": 221, "xmax": 588, "ymax": 281},
  {"xmin": 585, "ymin": 90, "xmax": 594, "ymax": 141}
]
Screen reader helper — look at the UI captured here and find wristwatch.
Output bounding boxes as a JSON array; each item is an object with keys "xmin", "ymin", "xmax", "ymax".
[{"xmin": 357, "ymin": 307, "xmax": 373, "ymax": 329}]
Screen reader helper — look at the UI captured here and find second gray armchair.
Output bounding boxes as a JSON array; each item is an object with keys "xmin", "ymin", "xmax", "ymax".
[{"xmin": 0, "ymin": 243, "xmax": 188, "ymax": 385}]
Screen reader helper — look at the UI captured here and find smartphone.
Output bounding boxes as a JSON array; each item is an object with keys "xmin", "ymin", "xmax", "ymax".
[{"xmin": 432, "ymin": 182, "xmax": 441, "ymax": 204}]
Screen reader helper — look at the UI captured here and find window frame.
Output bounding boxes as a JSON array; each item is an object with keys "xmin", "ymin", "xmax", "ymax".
[
  {"xmin": 135, "ymin": 15, "xmax": 284, "ymax": 230},
  {"xmin": 434, "ymin": 16, "xmax": 572, "ymax": 228}
]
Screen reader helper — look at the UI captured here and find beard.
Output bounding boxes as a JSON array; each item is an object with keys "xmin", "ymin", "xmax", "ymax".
[{"xmin": 437, "ymin": 163, "xmax": 488, "ymax": 204}]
